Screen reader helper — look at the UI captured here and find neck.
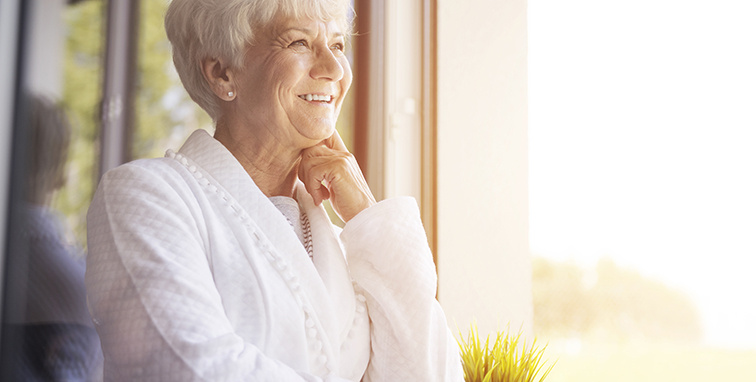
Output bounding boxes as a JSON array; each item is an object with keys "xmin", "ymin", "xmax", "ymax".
[{"xmin": 213, "ymin": 121, "xmax": 302, "ymax": 198}]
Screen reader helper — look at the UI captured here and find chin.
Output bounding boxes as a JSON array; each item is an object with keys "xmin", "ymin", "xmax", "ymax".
[{"xmin": 300, "ymin": 120, "xmax": 336, "ymax": 142}]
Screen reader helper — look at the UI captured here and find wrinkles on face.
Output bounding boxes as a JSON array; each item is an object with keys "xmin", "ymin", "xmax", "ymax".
[
  {"xmin": 229, "ymin": 17, "xmax": 351, "ymax": 151},
  {"xmin": 212, "ymin": 17, "xmax": 353, "ymax": 198}
]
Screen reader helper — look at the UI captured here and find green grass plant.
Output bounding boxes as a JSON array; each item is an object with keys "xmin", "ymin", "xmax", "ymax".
[{"xmin": 458, "ymin": 324, "xmax": 555, "ymax": 382}]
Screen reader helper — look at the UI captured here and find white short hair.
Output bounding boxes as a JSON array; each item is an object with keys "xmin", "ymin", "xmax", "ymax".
[{"xmin": 165, "ymin": 0, "xmax": 352, "ymax": 121}]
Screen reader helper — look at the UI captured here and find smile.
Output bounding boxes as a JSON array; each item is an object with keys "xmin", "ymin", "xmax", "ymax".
[{"xmin": 298, "ymin": 94, "xmax": 334, "ymax": 103}]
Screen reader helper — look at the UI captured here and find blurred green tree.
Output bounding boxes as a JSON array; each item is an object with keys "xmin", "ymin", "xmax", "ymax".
[
  {"xmin": 56, "ymin": 0, "xmax": 103, "ymax": 246},
  {"xmin": 58, "ymin": 0, "xmax": 212, "ymax": 245},
  {"xmin": 133, "ymin": 0, "xmax": 212, "ymax": 160}
]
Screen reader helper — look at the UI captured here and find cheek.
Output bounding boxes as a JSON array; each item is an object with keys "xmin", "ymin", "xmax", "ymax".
[{"xmin": 261, "ymin": 56, "xmax": 305, "ymax": 91}]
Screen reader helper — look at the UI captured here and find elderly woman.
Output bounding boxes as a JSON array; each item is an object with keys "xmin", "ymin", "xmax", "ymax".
[{"xmin": 85, "ymin": 0, "xmax": 462, "ymax": 380}]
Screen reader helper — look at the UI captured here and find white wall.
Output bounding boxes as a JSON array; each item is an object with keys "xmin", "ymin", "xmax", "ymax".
[{"xmin": 436, "ymin": 0, "xmax": 532, "ymax": 336}]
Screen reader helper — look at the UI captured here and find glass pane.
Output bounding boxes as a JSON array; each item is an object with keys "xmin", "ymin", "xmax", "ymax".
[{"xmin": 1, "ymin": 0, "xmax": 105, "ymax": 379}]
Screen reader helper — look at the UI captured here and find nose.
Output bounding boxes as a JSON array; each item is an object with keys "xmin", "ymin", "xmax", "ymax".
[{"xmin": 310, "ymin": 46, "xmax": 344, "ymax": 82}]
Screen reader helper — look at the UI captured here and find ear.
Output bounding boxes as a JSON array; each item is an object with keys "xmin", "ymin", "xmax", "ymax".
[{"xmin": 201, "ymin": 57, "xmax": 236, "ymax": 101}]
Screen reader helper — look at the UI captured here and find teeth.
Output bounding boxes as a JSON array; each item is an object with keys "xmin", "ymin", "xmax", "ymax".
[{"xmin": 299, "ymin": 94, "xmax": 332, "ymax": 102}]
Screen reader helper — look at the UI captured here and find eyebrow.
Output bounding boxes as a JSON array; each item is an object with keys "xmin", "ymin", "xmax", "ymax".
[{"xmin": 282, "ymin": 27, "xmax": 344, "ymax": 39}]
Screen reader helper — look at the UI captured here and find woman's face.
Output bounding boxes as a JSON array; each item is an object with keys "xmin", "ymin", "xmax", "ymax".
[{"xmin": 230, "ymin": 16, "xmax": 352, "ymax": 149}]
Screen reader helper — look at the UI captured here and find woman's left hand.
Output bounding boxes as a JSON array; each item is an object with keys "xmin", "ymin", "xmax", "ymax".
[{"xmin": 299, "ymin": 131, "xmax": 376, "ymax": 222}]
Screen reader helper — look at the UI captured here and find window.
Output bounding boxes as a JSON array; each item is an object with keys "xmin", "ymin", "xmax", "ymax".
[{"xmin": 530, "ymin": 0, "xmax": 756, "ymax": 380}]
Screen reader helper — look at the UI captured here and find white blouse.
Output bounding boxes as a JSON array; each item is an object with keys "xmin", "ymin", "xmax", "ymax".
[
  {"xmin": 269, "ymin": 196, "xmax": 312, "ymax": 259},
  {"xmin": 85, "ymin": 130, "xmax": 462, "ymax": 381}
]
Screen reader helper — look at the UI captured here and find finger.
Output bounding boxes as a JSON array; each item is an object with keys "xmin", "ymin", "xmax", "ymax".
[
  {"xmin": 319, "ymin": 182, "xmax": 331, "ymax": 202},
  {"xmin": 302, "ymin": 174, "xmax": 325, "ymax": 205},
  {"xmin": 299, "ymin": 156, "xmax": 337, "ymax": 205},
  {"xmin": 303, "ymin": 158, "xmax": 348, "ymax": 200},
  {"xmin": 298, "ymin": 160, "xmax": 321, "ymax": 205},
  {"xmin": 301, "ymin": 143, "xmax": 335, "ymax": 159}
]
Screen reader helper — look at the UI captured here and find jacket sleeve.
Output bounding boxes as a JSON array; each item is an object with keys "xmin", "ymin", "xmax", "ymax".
[
  {"xmin": 85, "ymin": 163, "xmax": 350, "ymax": 382},
  {"xmin": 340, "ymin": 197, "xmax": 464, "ymax": 381}
]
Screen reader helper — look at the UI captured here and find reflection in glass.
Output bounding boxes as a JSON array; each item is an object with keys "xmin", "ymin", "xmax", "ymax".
[{"xmin": 11, "ymin": 95, "xmax": 102, "ymax": 381}]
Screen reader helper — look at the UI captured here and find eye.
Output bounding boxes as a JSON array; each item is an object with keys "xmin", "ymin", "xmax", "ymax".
[
  {"xmin": 331, "ymin": 42, "xmax": 345, "ymax": 53},
  {"xmin": 289, "ymin": 39, "xmax": 308, "ymax": 49}
]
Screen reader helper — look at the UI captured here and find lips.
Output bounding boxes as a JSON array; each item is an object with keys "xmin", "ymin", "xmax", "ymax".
[{"xmin": 298, "ymin": 93, "xmax": 334, "ymax": 103}]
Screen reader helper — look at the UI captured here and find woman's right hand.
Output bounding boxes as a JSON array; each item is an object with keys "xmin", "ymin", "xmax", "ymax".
[{"xmin": 298, "ymin": 131, "xmax": 376, "ymax": 223}]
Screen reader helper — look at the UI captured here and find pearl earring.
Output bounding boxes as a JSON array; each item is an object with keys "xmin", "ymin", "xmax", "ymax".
[{"xmin": 227, "ymin": 91, "xmax": 234, "ymax": 97}]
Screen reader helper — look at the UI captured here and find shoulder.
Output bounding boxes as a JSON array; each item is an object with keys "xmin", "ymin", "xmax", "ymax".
[
  {"xmin": 95, "ymin": 157, "xmax": 200, "ymax": 197},
  {"xmin": 99, "ymin": 157, "xmax": 185, "ymax": 185},
  {"xmin": 89, "ymin": 157, "xmax": 201, "ymax": 221}
]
